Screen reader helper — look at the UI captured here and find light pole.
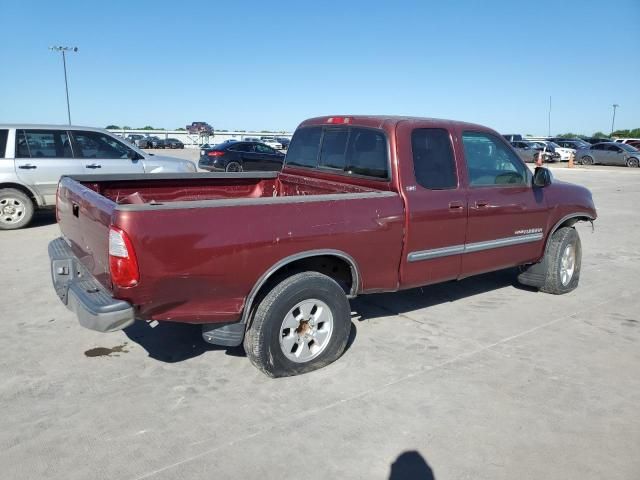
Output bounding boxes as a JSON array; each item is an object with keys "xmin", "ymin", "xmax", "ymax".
[
  {"xmin": 548, "ymin": 96, "xmax": 552, "ymax": 137},
  {"xmin": 610, "ymin": 104, "xmax": 619, "ymax": 136},
  {"xmin": 49, "ymin": 46, "xmax": 78, "ymax": 124}
]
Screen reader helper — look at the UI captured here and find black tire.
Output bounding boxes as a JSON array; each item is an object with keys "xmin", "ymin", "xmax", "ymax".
[
  {"xmin": 244, "ymin": 272, "xmax": 352, "ymax": 377},
  {"xmin": 225, "ymin": 161, "xmax": 242, "ymax": 172},
  {"xmin": 626, "ymin": 157, "xmax": 639, "ymax": 168},
  {"xmin": 540, "ymin": 227, "xmax": 582, "ymax": 295},
  {"xmin": 0, "ymin": 188, "xmax": 35, "ymax": 230},
  {"xmin": 581, "ymin": 156, "xmax": 594, "ymax": 166}
]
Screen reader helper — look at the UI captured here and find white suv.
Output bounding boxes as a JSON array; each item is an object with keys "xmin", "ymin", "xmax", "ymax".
[{"xmin": 0, "ymin": 125, "xmax": 197, "ymax": 230}]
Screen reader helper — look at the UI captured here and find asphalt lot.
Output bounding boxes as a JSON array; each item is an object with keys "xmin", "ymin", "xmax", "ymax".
[{"xmin": 1, "ymin": 166, "xmax": 639, "ymax": 480}]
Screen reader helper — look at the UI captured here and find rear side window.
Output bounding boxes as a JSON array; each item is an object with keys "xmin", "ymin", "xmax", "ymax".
[
  {"xmin": 16, "ymin": 130, "xmax": 72, "ymax": 158},
  {"xmin": 411, "ymin": 128, "xmax": 457, "ymax": 189},
  {"xmin": 287, "ymin": 127, "xmax": 322, "ymax": 167},
  {"xmin": 0, "ymin": 129, "xmax": 7, "ymax": 158}
]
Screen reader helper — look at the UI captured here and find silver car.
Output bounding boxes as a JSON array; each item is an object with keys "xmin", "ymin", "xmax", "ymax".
[
  {"xmin": 575, "ymin": 142, "xmax": 640, "ymax": 167},
  {"xmin": 0, "ymin": 124, "xmax": 197, "ymax": 230}
]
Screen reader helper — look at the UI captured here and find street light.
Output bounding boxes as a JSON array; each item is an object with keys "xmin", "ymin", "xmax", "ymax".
[
  {"xmin": 611, "ymin": 104, "xmax": 619, "ymax": 136},
  {"xmin": 49, "ymin": 46, "xmax": 78, "ymax": 125}
]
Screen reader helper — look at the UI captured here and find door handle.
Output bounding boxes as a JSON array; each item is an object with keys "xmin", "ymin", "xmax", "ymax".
[
  {"xmin": 18, "ymin": 164, "xmax": 37, "ymax": 169},
  {"xmin": 475, "ymin": 200, "xmax": 489, "ymax": 208},
  {"xmin": 448, "ymin": 201, "xmax": 464, "ymax": 210},
  {"xmin": 85, "ymin": 164, "xmax": 102, "ymax": 169}
]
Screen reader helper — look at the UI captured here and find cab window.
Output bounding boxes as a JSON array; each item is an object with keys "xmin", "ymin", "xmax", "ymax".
[
  {"xmin": 0, "ymin": 129, "xmax": 7, "ymax": 158},
  {"xmin": 462, "ymin": 131, "xmax": 528, "ymax": 187},
  {"xmin": 411, "ymin": 128, "xmax": 457, "ymax": 189}
]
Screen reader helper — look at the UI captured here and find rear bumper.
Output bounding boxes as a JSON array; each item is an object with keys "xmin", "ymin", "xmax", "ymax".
[{"xmin": 49, "ymin": 237, "xmax": 135, "ymax": 332}]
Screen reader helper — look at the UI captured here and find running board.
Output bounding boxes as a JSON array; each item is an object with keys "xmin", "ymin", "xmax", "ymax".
[{"xmin": 202, "ymin": 322, "xmax": 245, "ymax": 347}]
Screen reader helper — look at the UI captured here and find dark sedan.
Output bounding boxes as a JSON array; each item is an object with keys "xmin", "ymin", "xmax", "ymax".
[
  {"xmin": 164, "ymin": 138, "xmax": 184, "ymax": 149},
  {"xmin": 198, "ymin": 141, "xmax": 285, "ymax": 172}
]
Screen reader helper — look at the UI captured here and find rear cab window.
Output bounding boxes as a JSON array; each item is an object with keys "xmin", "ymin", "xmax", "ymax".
[
  {"xmin": 411, "ymin": 128, "xmax": 457, "ymax": 189},
  {"xmin": 286, "ymin": 126, "xmax": 389, "ymax": 180}
]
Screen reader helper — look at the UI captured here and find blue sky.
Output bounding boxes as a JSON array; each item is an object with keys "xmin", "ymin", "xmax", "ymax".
[{"xmin": 1, "ymin": 0, "xmax": 638, "ymax": 135}]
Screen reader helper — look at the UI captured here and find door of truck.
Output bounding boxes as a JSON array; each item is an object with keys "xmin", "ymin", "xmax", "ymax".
[
  {"xmin": 396, "ymin": 122, "xmax": 468, "ymax": 288},
  {"xmin": 70, "ymin": 130, "xmax": 145, "ymax": 174},
  {"xmin": 458, "ymin": 129, "xmax": 549, "ymax": 277},
  {"xmin": 14, "ymin": 129, "xmax": 82, "ymax": 206}
]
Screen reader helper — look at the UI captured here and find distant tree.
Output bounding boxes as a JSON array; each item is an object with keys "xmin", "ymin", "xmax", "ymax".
[
  {"xmin": 105, "ymin": 124, "xmax": 120, "ymax": 129},
  {"xmin": 175, "ymin": 127, "xmax": 186, "ymax": 131},
  {"xmin": 555, "ymin": 132, "xmax": 582, "ymax": 138},
  {"xmin": 592, "ymin": 131, "xmax": 608, "ymax": 138},
  {"xmin": 141, "ymin": 125, "xmax": 154, "ymax": 130},
  {"xmin": 612, "ymin": 128, "xmax": 640, "ymax": 137},
  {"xmin": 122, "ymin": 126, "xmax": 132, "ymax": 130}
]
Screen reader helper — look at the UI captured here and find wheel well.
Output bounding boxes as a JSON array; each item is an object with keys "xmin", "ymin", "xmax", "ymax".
[
  {"xmin": 243, "ymin": 254, "xmax": 357, "ymax": 326},
  {"xmin": 544, "ymin": 215, "xmax": 592, "ymax": 254},
  {"xmin": 0, "ymin": 183, "xmax": 39, "ymax": 207}
]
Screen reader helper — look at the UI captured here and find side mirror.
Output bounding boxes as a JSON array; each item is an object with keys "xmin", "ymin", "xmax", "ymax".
[
  {"xmin": 127, "ymin": 149, "xmax": 139, "ymax": 160},
  {"xmin": 533, "ymin": 167, "xmax": 552, "ymax": 188}
]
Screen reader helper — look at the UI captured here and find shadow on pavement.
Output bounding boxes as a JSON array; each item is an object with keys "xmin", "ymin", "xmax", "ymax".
[
  {"xmin": 124, "ymin": 318, "xmax": 358, "ymax": 363},
  {"xmin": 389, "ymin": 451, "xmax": 435, "ymax": 479},
  {"xmin": 352, "ymin": 267, "xmax": 536, "ymax": 321},
  {"xmin": 27, "ymin": 210, "xmax": 57, "ymax": 228},
  {"xmin": 123, "ymin": 321, "xmax": 245, "ymax": 363}
]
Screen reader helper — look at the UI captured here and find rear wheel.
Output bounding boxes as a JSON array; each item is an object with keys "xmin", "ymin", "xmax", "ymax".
[
  {"xmin": 244, "ymin": 272, "xmax": 352, "ymax": 377},
  {"xmin": 0, "ymin": 188, "xmax": 35, "ymax": 230},
  {"xmin": 581, "ymin": 156, "xmax": 594, "ymax": 166},
  {"xmin": 626, "ymin": 157, "xmax": 639, "ymax": 168},
  {"xmin": 225, "ymin": 161, "xmax": 242, "ymax": 172}
]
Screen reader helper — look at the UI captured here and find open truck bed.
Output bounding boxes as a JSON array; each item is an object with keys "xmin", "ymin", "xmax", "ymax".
[{"xmin": 55, "ymin": 171, "xmax": 404, "ymax": 328}]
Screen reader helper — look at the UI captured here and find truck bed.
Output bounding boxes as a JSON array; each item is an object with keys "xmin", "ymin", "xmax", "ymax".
[
  {"xmin": 56, "ymin": 172, "xmax": 404, "ymax": 325},
  {"xmin": 75, "ymin": 172, "xmax": 382, "ymax": 206}
]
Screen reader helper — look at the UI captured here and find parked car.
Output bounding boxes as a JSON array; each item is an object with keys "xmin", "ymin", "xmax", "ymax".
[
  {"xmin": 164, "ymin": 138, "xmax": 184, "ymax": 149},
  {"xmin": 502, "ymin": 134, "xmax": 523, "ymax": 142},
  {"xmin": 49, "ymin": 115, "xmax": 596, "ymax": 377},
  {"xmin": 575, "ymin": 142, "xmax": 640, "ymax": 167},
  {"xmin": 528, "ymin": 141, "xmax": 561, "ymax": 162},
  {"xmin": 543, "ymin": 141, "xmax": 573, "ymax": 161},
  {"xmin": 125, "ymin": 134, "xmax": 145, "ymax": 146},
  {"xmin": 186, "ymin": 122, "xmax": 213, "ymax": 135},
  {"xmin": 510, "ymin": 140, "xmax": 535, "ymax": 162},
  {"xmin": 613, "ymin": 138, "xmax": 640, "ymax": 144},
  {"xmin": 199, "ymin": 141, "xmax": 284, "ymax": 172},
  {"xmin": 259, "ymin": 137, "xmax": 283, "ymax": 150},
  {"xmin": 626, "ymin": 140, "xmax": 640, "ymax": 150},
  {"xmin": 276, "ymin": 136, "xmax": 291, "ymax": 149},
  {"xmin": 0, "ymin": 125, "xmax": 197, "ymax": 229},
  {"xmin": 147, "ymin": 136, "xmax": 166, "ymax": 149},
  {"xmin": 583, "ymin": 137, "xmax": 613, "ymax": 145},
  {"xmin": 243, "ymin": 136, "xmax": 261, "ymax": 142},
  {"xmin": 549, "ymin": 138, "xmax": 591, "ymax": 151}
]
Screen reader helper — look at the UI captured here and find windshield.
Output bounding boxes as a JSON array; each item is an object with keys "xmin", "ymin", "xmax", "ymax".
[
  {"xmin": 547, "ymin": 142, "xmax": 561, "ymax": 148},
  {"xmin": 620, "ymin": 143, "xmax": 639, "ymax": 152}
]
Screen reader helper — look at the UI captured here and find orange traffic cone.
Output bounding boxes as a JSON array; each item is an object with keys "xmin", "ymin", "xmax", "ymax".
[{"xmin": 568, "ymin": 152, "xmax": 575, "ymax": 168}]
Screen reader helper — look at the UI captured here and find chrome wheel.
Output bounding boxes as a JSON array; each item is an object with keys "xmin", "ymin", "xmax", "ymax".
[
  {"xmin": 560, "ymin": 244, "xmax": 576, "ymax": 286},
  {"xmin": 0, "ymin": 197, "xmax": 26, "ymax": 226},
  {"xmin": 627, "ymin": 158, "xmax": 639, "ymax": 168},
  {"xmin": 226, "ymin": 162, "xmax": 242, "ymax": 172},
  {"xmin": 279, "ymin": 299, "xmax": 333, "ymax": 363},
  {"xmin": 581, "ymin": 156, "xmax": 594, "ymax": 166}
]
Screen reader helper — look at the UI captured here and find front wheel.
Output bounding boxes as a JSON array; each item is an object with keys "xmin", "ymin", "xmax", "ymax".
[
  {"xmin": 244, "ymin": 272, "xmax": 352, "ymax": 377},
  {"xmin": 540, "ymin": 227, "xmax": 582, "ymax": 295},
  {"xmin": 626, "ymin": 157, "xmax": 639, "ymax": 168},
  {"xmin": 581, "ymin": 156, "xmax": 594, "ymax": 166}
]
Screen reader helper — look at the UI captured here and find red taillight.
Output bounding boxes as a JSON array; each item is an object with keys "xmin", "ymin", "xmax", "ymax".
[
  {"xmin": 326, "ymin": 116, "xmax": 351, "ymax": 124},
  {"xmin": 207, "ymin": 150, "xmax": 225, "ymax": 157},
  {"xmin": 109, "ymin": 226, "xmax": 139, "ymax": 288}
]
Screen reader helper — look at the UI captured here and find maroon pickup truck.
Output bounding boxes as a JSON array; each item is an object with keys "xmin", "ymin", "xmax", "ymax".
[{"xmin": 49, "ymin": 116, "xmax": 596, "ymax": 377}]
